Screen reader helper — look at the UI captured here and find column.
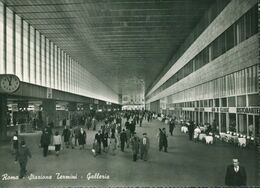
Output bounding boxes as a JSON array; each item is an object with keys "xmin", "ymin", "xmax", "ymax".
[
  {"xmin": 0, "ymin": 94, "xmax": 7, "ymax": 140},
  {"xmin": 42, "ymin": 99, "xmax": 56, "ymax": 127}
]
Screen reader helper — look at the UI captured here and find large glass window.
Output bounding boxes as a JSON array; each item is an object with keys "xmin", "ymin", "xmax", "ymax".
[
  {"xmin": 49, "ymin": 41, "xmax": 53, "ymax": 88},
  {"xmin": 225, "ymin": 25, "xmax": 236, "ymax": 51},
  {"xmin": 15, "ymin": 15, "xmax": 22, "ymax": 79},
  {"xmin": 220, "ymin": 113, "xmax": 227, "ymax": 132},
  {"xmin": 45, "ymin": 39, "xmax": 50, "ymax": 87},
  {"xmin": 29, "ymin": 26, "xmax": 35, "ymax": 83},
  {"xmin": 0, "ymin": 2, "xmax": 4, "ymax": 74},
  {"xmin": 6, "ymin": 8, "xmax": 14, "ymax": 74},
  {"xmin": 41, "ymin": 35, "xmax": 46, "ymax": 86},
  {"xmin": 238, "ymin": 114, "xmax": 247, "ymax": 134},
  {"xmin": 248, "ymin": 94, "xmax": 259, "ymax": 107},
  {"xmin": 22, "ymin": 21, "xmax": 29, "ymax": 82},
  {"xmin": 229, "ymin": 114, "xmax": 236, "ymax": 132},
  {"xmin": 35, "ymin": 30, "xmax": 41, "ymax": 85},
  {"xmin": 248, "ymin": 115, "xmax": 254, "ymax": 137},
  {"xmin": 237, "ymin": 95, "xmax": 246, "ymax": 107},
  {"xmin": 228, "ymin": 96, "xmax": 235, "ymax": 107}
]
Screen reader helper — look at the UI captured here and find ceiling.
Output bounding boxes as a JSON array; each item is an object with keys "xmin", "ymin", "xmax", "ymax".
[{"xmin": 1, "ymin": 0, "xmax": 216, "ymax": 97}]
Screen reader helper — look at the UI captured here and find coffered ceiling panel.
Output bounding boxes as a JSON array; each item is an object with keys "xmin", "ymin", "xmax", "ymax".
[{"xmin": 1, "ymin": 0, "xmax": 216, "ymax": 97}]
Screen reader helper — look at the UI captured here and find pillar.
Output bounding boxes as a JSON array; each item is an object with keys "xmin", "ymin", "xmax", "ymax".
[
  {"xmin": 42, "ymin": 99, "xmax": 56, "ymax": 127},
  {"xmin": 0, "ymin": 94, "xmax": 8, "ymax": 141}
]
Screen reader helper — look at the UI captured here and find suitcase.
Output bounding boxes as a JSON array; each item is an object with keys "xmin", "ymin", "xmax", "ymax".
[{"xmin": 48, "ymin": 145, "xmax": 55, "ymax": 151}]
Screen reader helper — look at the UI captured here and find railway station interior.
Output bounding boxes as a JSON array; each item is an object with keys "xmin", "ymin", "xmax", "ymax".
[{"xmin": 0, "ymin": 0, "xmax": 259, "ymax": 187}]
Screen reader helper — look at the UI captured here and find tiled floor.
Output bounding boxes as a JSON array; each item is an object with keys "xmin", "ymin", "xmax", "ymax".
[{"xmin": 0, "ymin": 119, "xmax": 258, "ymax": 187}]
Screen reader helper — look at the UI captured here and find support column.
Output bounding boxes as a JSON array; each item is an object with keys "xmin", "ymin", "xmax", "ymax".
[
  {"xmin": 0, "ymin": 94, "xmax": 8, "ymax": 141},
  {"xmin": 42, "ymin": 99, "xmax": 56, "ymax": 127}
]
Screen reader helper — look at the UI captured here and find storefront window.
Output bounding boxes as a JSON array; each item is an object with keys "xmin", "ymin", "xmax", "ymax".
[
  {"xmin": 248, "ymin": 115, "xmax": 254, "ymax": 137},
  {"xmin": 229, "ymin": 114, "xmax": 236, "ymax": 132},
  {"xmin": 221, "ymin": 113, "xmax": 227, "ymax": 132},
  {"xmin": 238, "ymin": 114, "xmax": 247, "ymax": 134}
]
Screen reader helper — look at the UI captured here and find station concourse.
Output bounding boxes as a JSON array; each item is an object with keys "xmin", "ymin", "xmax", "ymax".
[{"xmin": 0, "ymin": 0, "xmax": 259, "ymax": 187}]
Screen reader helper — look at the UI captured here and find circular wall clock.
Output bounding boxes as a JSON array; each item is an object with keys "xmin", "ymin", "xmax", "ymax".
[{"xmin": 0, "ymin": 74, "xmax": 20, "ymax": 93}]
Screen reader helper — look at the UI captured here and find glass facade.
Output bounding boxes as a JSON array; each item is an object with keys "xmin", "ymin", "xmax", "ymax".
[
  {"xmin": 0, "ymin": 2, "xmax": 118, "ymax": 103},
  {"xmin": 147, "ymin": 5, "xmax": 258, "ymax": 101}
]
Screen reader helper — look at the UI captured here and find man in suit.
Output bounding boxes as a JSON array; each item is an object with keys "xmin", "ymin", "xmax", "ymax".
[
  {"xmin": 225, "ymin": 158, "xmax": 247, "ymax": 186},
  {"xmin": 140, "ymin": 133, "xmax": 150, "ymax": 161},
  {"xmin": 16, "ymin": 140, "xmax": 32, "ymax": 179}
]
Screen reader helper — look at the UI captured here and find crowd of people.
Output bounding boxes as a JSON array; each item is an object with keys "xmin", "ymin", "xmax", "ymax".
[
  {"xmin": 36, "ymin": 110, "xmax": 162, "ymax": 161},
  {"xmin": 11, "ymin": 110, "xmax": 247, "ymax": 186}
]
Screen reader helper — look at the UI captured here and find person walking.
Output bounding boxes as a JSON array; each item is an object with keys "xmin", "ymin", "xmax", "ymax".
[
  {"xmin": 130, "ymin": 132, "xmax": 140, "ymax": 161},
  {"xmin": 110, "ymin": 131, "xmax": 117, "ymax": 155},
  {"xmin": 140, "ymin": 133, "xmax": 149, "ymax": 161},
  {"xmin": 188, "ymin": 121, "xmax": 195, "ymax": 141},
  {"xmin": 62, "ymin": 126, "xmax": 71, "ymax": 148},
  {"xmin": 95, "ymin": 130, "xmax": 102, "ymax": 154},
  {"xmin": 193, "ymin": 126, "xmax": 201, "ymax": 143},
  {"xmin": 15, "ymin": 140, "xmax": 31, "ymax": 179},
  {"xmin": 78, "ymin": 128, "xmax": 86, "ymax": 149},
  {"xmin": 169, "ymin": 118, "xmax": 175, "ymax": 136},
  {"xmin": 101, "ymin": 130, "xmax": 109, "ymax": 153},
  {"xmin": 12, "ymin": 131, "xmax": 19, "ymax": 157},
  {"xmin": 225, "ymin": 158, "xmax": 247, "ymax": 186},
  {"xmin": 120, "ymin": 129, "xmax": 127, "ymax": 152},
  {"xmin": 40, "ymin": 129, "xmax": 50, "ymax": 157},
  {"xmin": 53, "ymin": 131, "xmax": 62, "ymax": 156},
  {"xmin": 161, "ymin": 128, "xmax": 168, "ymax": 152},
  {"xmin": 157, "ymin": 128, "xmax": 163, "ymax": 151},
  {"xmin": 92, "ymin": 117, "xmax": 98, "ymax": 131}
]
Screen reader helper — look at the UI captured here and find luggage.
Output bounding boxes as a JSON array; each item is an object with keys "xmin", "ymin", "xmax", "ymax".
[
  {"xmin": 48, "ymin": 145, "xmax": 55, "ymax": 151},
  {"xmin": 92, "ymin": 142, "xmax": 98, "ymax": 157}
]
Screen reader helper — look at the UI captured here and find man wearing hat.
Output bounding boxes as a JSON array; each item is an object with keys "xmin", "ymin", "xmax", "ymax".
[
  {"xmin": 15, "ymin": 140, "xmax": 32, "ymax": 179},
  {"xmin": 140, "ymin": 133, "xmax": 150, "ymax": 161},
  {"xmin": 130, "ymin": 132, "xmax": 140, "ymax": 161}
]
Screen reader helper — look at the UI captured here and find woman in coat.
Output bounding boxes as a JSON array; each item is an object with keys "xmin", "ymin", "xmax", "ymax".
[
  {"xmin": 53, "ymin": 131, "xmax": 62, "ymax": 156},
  {"xmin": 78, "ymin": 128, "xmax": 86, "ymax": 149}
]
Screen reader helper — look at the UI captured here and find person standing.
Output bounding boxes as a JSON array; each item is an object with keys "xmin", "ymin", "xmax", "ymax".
[
  {"xmin": 78, "ymin": 128, "xmax": 86, "ymax": 149},
  {"xmin": 110, "ymin": 131, "xmax": 117, "ymax": 155},
  {"xmin": 161, "ymin": 128, "xmax": 168, "ymax": 152},
  {"xmin": 169, "ymin": 118, "xmax": 175, "ymax": 136},
  {"xmin": 95, "ymin": 130, "xmax": 102, "ymax": 154},
  {"xmin": 225, "ymin": 159, "xmax": 247, "ymax": 186},
  {"xmin": 53, "ymin": 131, "xmax": 62, "ymax": 156},
  {"xmin": 15, "ymin": 140, "xmax": 31, "ymax": 179},
  {"xmin": 41, "ymin": 129, "xmax": 50, "ymax": 157},
  {"xmin": 101, "ymin": 130, "xmax": 109, "ymax": 153},
  {"xmin": 193, "ymin": 126, "xmax": 201, "ymax": 143},
  {"xmin": 188, "ymin": 121, "xmax": 194, "ymax": 141},
  {"xmin": 120, "ymin": 129, "xmax": 127, "ymax": 152},
  {"xmin": 130, "ymin": 132, "xmax": 140, "ymax": 161},
  {"xmin": 92, "ymin": 117, "xmax": 98, "ymax": 131},
  {"xmin": 140, "ymin": 133, "xmax": 149, "ymax": 161},
  {"xmin": 62, "ymin": 126, "xmax": 71, "ymax": 148},
  {"xmin": 12, "ymin": 131, "xmax": 19, "ymax": 157}
]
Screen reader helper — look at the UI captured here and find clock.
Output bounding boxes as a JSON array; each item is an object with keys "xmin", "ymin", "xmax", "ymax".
[{"xmin": 0, "ymin": 74, "xmax": 20, "ymax": 93}]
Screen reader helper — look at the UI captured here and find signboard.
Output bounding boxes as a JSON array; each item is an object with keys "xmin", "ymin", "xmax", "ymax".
[
  {"xmin": 47, "ymin": 88, "xmax": 52, "ymax": 99},
  {"xmin": 237, "ymin": 107, "xmax": 260, "ymax": 115}
]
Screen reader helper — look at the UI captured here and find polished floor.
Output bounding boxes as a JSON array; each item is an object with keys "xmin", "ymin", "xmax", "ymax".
[{"xmin": 0, "ymin": 119, "xmax": 258, "ymax": 187}]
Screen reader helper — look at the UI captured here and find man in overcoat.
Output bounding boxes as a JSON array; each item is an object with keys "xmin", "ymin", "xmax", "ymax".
[
  {"xmin": 140, "ymin": 133, "xmax": 150, "ymax": 161},
  {"xmin": 225, "ymin": 158, "xmax": 247, "ymax": 186}
]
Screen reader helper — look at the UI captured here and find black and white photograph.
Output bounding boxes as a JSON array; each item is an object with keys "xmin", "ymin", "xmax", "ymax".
[{"xmin": 0, "ymin": 0, "xmax": 259, "ymax": 187}]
